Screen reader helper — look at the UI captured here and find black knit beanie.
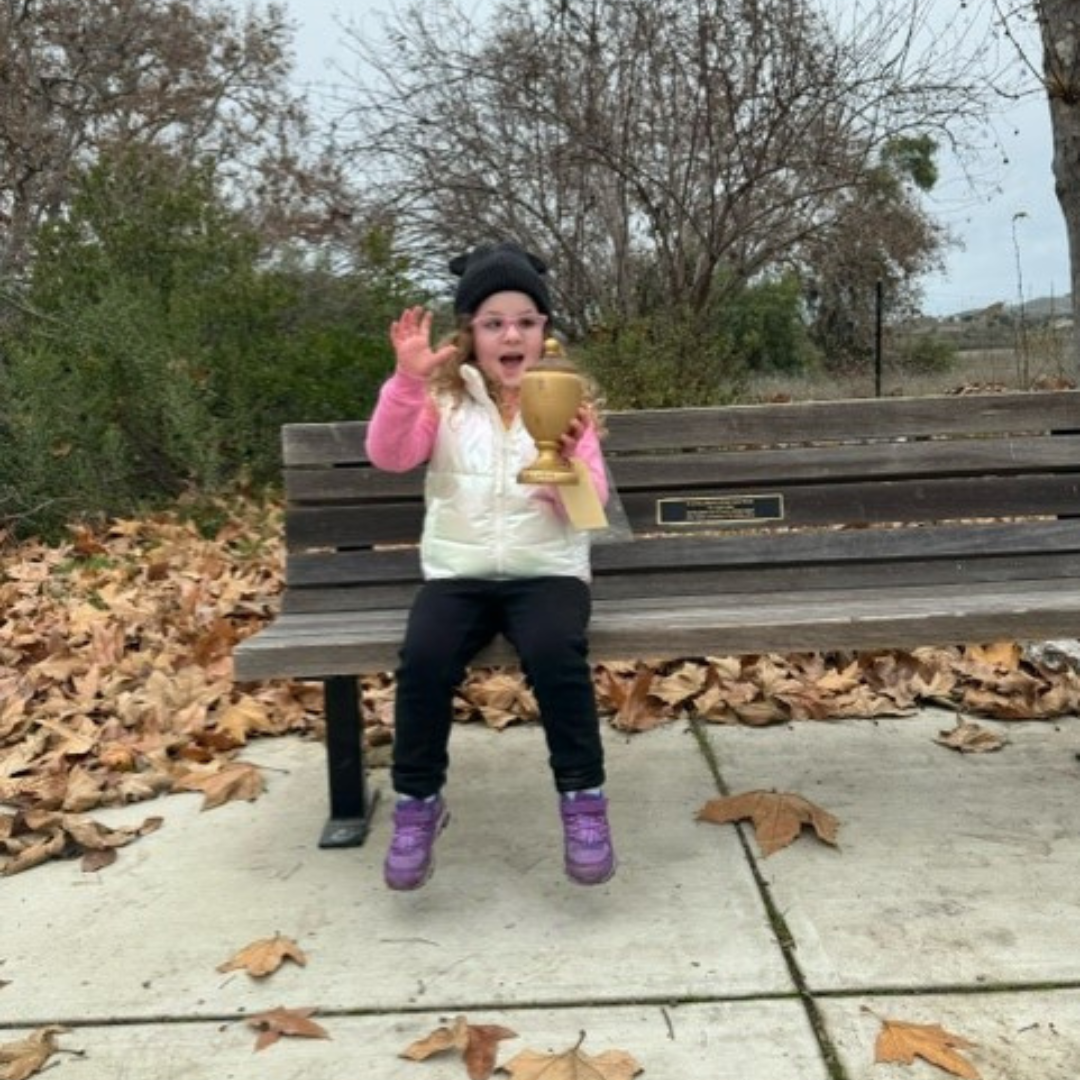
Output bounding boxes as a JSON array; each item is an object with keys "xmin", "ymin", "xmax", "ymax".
[{"xmin": 449, "ymin": 241, "xmax": 552, "ymax": 317}]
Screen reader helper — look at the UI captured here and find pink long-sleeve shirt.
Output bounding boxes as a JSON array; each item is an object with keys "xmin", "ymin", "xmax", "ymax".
[{"xmin": 365, "ymin": 370, "xmax": 610, "ymax": 504}]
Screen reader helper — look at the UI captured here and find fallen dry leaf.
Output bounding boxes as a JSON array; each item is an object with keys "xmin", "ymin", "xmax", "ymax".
[
  {"xmin": 697, "ymin": 790, "xmax": 840, "ymax": 856},
  {"xmin": 81, "ymin": 848, "xmax": 118, "ymax": 873},
  {"xmin": 934, "ymin": 718, "xmax": 1008, "ymax": 754},
  {"xmin": 595, "ymin": 663, "xmax": 670, "ymax": 732},
  {"xmin": 0, "ymin": 811, "xmax": 162, "ymax": 877},
  {"xmin": 217, "ymin": 934, "xmax": 308, "ymax": 978},
  {"xmin": 246, "ymin": 1006, "xmax": 330, "ymax": 1052},
  {"xmin": 500, "ymin": 1034, "xmax": 642, "ymax": 1080},
  {"xmin": 874, "ymin": 1015, "xmax": 981, "ymax": 1079},
  {"xmin": 460, "ymin": 670, "xmax": 539, "ymax": 729},
  {"xmin": 0, "ymin": 1025, "xmax": 70, "ymax": 1080},
  {"xmin": 401, "ymin": 1014, "xmax": 517, "ymax": 1079},
  {"xmin": 964, "ymin": 641, "xmax": 1020, "ymax": 671},
  {"xmin": 173, "ymin": 761, "xmax": 265, "ymax": 810}
]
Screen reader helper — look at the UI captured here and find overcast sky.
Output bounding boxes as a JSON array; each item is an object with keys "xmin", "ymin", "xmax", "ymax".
[{"xmin": 277, "ymin": 0, "xmax": 1071, "ymax": 318}]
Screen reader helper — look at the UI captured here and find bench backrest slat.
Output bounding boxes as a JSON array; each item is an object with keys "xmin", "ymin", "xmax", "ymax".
[
  {"xmin": 282, "ymin": 391, "xmax": 1080, "ymax": 467},
  {"xmin": 283, "ymin": 435, "xmax": 1080, "ymax": 504},
  {"xmin": 602, "ymin": 392, "xmax": 1080, "ymax": 449},
  {"xmin": 279, "ymin": 518, "xmax": 1080, "ymax": 613}
]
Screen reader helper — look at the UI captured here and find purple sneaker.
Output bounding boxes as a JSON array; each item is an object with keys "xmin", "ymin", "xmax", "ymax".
[
  {"xmin": 560, "ymin": 792, "xmax": 615, "ymax": 885},
  {"xmin": 384, "ymin": 796, "xmax": 449, "ymax": 890}
]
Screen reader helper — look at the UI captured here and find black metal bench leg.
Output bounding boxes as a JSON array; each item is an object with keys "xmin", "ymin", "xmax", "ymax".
[{"xmin": 319, "ymin": 676, "xmax": 380, "ymax": 848}]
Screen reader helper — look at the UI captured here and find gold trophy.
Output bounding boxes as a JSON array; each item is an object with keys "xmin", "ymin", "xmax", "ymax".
[{"xmin": 517, "ymin": 338, "xmax": 582, "ymax": 485}]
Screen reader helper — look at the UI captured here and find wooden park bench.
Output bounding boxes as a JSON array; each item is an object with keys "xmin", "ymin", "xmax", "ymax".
[{"xmin": 233, "ymin": 390, "xmax": 1080, "ymax": 847}]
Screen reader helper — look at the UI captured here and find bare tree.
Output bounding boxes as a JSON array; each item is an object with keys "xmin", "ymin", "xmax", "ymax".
[
  {"xmin": 979, "ymin": 1, "xmax": 1080, "ymax": 371},
  {"xmin": 1033, "ymin": 1, "xmax": 1080, "ymax": 369},
  {"xmin": 0, "ymin": 0, "xmax": 352, "ymax": 287},
  {"xmin": 338, "ymin": 0, "xmax": 1004, "ymax": 334}
]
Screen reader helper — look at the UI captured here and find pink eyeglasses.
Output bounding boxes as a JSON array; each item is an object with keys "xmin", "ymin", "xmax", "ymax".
[{"xmin": 470, "ymin": 314, "xmax": 548, "ymax": 337}]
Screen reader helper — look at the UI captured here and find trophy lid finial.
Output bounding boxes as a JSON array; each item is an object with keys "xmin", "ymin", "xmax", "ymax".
[{"xmin": 543, "ymin": 336, "xmax": 563, "ymax": 359}]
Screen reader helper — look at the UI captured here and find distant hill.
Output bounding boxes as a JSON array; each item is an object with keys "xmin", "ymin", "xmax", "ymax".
[
  {"xmin": 1013, "ymin": 294, "xmax": 1073, "ymax": 319},
  {"xmin": 947, "ymin": 294, "xmax": 1073, "ymax": 321}
]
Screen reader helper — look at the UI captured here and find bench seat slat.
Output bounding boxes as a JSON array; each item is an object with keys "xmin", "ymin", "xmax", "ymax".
[
  {"xmin": 281, "ymin": 553, "xmax": 1080, "ymax": 613},
  {"xmin": 234, "ymin": 578, "xmax": 1080, "ymax": 681}
]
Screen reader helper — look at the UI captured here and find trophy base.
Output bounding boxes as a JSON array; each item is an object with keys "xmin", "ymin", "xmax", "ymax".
[{"xmin": 517, "ymin": 465, "xmax": 580, "ymax": 486}]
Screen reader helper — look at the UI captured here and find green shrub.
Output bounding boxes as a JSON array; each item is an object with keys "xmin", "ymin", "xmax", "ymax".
[
  {"xmin": 895, "ymin": 334, "xmax": 956, "ymax": 374},
  {"xmin": 577, "ymin": 274, "xmax": 819, "ymax": 409},
  {"xmin": 0, "ymin": 148, "xmax": 414, "ymax": 538}
]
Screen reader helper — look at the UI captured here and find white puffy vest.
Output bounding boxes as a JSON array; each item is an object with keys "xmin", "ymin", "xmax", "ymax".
[{"xmin": 421, "ymin": 365, "xmax": 591, "ymax": 582}]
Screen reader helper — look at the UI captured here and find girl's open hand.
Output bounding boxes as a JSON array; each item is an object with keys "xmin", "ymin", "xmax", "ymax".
[{"xmin": 390, "ymin": 306, "xmax": 457, "ymax": 380}]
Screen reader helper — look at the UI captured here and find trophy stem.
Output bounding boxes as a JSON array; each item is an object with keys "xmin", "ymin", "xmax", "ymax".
[{"xmin": 518, "ymin": 443, "xmax": 578, "ymax": 485}]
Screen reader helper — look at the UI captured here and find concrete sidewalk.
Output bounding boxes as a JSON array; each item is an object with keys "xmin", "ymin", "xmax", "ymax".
[{"xmin": 5, "ymin": 710, "xmax": 1080, "ymax": 1078}]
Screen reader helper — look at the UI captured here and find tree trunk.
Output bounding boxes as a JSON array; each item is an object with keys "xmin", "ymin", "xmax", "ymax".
[{"xmin": 1038, "ymin": 1, "xmax": 1080, "ymax": 375}]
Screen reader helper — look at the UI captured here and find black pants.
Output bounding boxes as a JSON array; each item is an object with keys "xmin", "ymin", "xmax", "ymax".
[{"xmin": 392, "ymin": 576, "xmax": 605, "ymax": 798}]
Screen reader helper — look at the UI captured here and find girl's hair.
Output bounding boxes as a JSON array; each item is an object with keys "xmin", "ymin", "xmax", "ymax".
[{"xmin": 428, "ymin": 319, "xmax": 607, "ymax": 435}]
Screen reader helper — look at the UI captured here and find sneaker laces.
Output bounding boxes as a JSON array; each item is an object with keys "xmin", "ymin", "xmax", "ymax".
[
  {"xmin": 390, "ymin": 823, "xmax": 428, "ymax": 853},
  {"xmin": 564, "ymin": 803, "xmax": 610, "ymax": 847},
  {"xmin": 391, "ymin": 803, "xmax": 440, "ymax": 852}
]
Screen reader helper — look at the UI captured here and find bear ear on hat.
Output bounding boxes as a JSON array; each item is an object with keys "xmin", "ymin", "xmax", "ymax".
[
  {"xmin": 449, "ymin": 242, "xmax": 547, "ymax": 278},
  {"xmin": 449, "ymin": 243, "xmax": 498, "ymax": 277},
  {"xmin": 524, "ymin": 250, "xmax": 548, "ymax": 274}
]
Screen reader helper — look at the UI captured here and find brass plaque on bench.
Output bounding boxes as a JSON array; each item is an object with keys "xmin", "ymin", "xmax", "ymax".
[{"xmin": 656, "ymin": 493, "xmax": 785, "ymax": 526}]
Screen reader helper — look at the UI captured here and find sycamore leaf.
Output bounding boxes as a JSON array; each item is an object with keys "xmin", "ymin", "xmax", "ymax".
[
  {"xmin": 595, "ymin": 663, "xmax": 670, "ymax": 732},
  {"xmin": 64, "ymin": 813, "xmax": 163, "ymax": 851},
  {"xmin": 401, "ymin": 1014, "xmax": 517, "ymax": 1080},
  {"xmin": 500, "ymin": 1035, "xmax": 642, "ymax": 1080},
  {"xmin": 934, "ymin": 718, "xmax": 1007, "ymax": 754},
  {"xmin": 81, "ymin": 848, "xmax": 118, "ymax": 873},
  {"xmin": 0, "ymin": 1025, "xmax": 69, "ymax": 1080},
  {"xmin": 964, "ymin": 642, "xmax": 1020, "ymax": 671},
  {"xmin": 402, "ymin": 1015, "xmax": 469, "ymax": 1060},
  {"xmin": 173, "ymin": 761, "xmax": 265, "ymax": 810},
  {"xmin": 874, "ymin": 1017, "xmax": 981, "ymax": 1079},
  {"xmin": 463, "ymin": 671, "xmax": 539, "ymax": 730},
  {"xmin": 649, "ymin": 663, "xmax": 706, "ymax": 708},
  {"xmin": 246, "ymin": 1006, "xmax": 329, "ymax": 1052},
  {"xmin": 0, "ymin": 811, "xmax": 161, "ymax": 877},
  {"xmin": 697, "ymin": 790, "xmax": 839, "ymax": 856},
  {"xmin": 61, "ymin": 767, "xmax": 105, "ymax": 813},
  {"xmin": 213, "ymin": 696, "xmax": 277, "ymax": 746},
  {"xmin": 0, "ymin": 826, "xmax": 67, "ymax": 877},
  {"xmin": 217, "ymin": 935, "xmax": 308, "ymax": 978}
]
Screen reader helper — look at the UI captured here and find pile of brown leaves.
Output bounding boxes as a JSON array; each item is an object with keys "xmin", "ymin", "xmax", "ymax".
[
  {"xmin": 0, "ymin": 501, "xmax": 322, "ymax": 874},
  {"xmin": 3, "ymin": 501, "xmax": 1079, "ymax": 876},
  {"xmin": 584, "ymin": 641, "xmax": 1080, "ymax": 734}
]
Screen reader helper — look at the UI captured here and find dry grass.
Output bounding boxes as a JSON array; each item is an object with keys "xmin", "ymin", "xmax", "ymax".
[{"xmin": 745, "ymin": 344, "xmax": 1076, "ymax": 404}]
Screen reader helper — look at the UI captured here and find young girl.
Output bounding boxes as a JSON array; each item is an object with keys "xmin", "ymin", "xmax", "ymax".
[{"xmin": 365, "ymin": 241, "xmax": 615, "ymax": 890}]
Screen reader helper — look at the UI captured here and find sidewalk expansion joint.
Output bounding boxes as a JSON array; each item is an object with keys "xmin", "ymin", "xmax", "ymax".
[
  {"xmin": 814, "ymin": 980, "xmax": 1080, "ymax": 1000},
  {"xmin": 689, "ymin": 717, "xmax": 852, "ymax": 1080},
  {"xmin": 11, "ymin": 980, "xmax": 1080, "ymax": 1035},
  {"xmin": 0, "ymin": 991, "xmax": 805, "ymax": 1033}
]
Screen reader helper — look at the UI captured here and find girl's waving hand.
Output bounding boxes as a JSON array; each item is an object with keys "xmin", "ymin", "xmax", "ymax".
[{"xmin": 390, "ymin": 306, "xmax": 457, "ymax": 380}]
